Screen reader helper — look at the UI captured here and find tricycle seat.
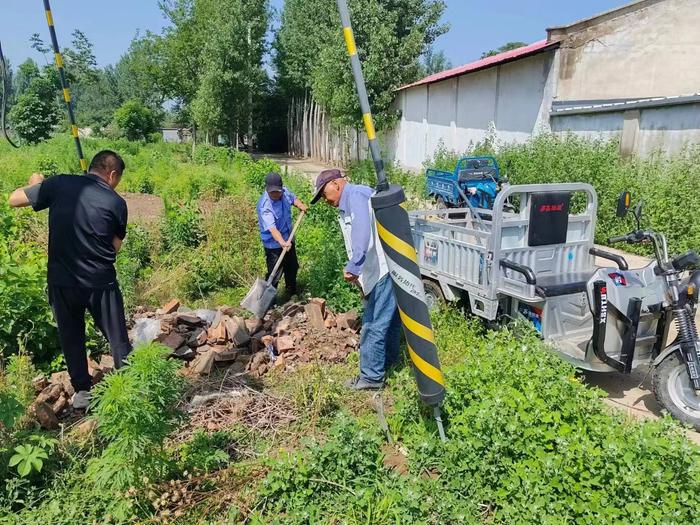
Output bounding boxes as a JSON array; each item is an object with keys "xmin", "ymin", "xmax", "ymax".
[{"xmin": 535, "ymin": 271, "xmax": 596, "ymax": 297}]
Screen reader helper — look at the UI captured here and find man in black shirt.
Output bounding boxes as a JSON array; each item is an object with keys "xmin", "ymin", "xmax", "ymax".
[{"xmin": 8, "ymin": 150, "xmax": 132, "ymax": 410}]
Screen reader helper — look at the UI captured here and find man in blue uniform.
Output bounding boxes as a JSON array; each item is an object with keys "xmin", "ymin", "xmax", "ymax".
[{"xmin": 256, "ymin": 172, "xmax": 308, "ymax": 295}]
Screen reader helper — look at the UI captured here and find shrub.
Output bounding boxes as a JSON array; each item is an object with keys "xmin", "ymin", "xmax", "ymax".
[
  {"xmin": 8, "ymin": 77, "xmax": 60, "ymax": 145},
  {"xmin": 116, "ymin": 224, "xmax": 154, "ymax": 309},
  {"xmin": 87, "ymin": 343, "xmax": 185, "ymax": 491},
  {"xmin": 176, "ymin": 429, "xmax": 235, "ymax": 473},
  {"xmin": 160, "ymin": 201, "xmax": 205, "ymax": 251},
  {"xmin": 0, "ymin": 354, "xmax": 37, "ymax": 433},
  {"xmin": 0, "ymin": 203, "xmax": 58, "ymax": 362},
  {"xmin": 113, "ymin": 99, "xmax": 159, "ymax": 142}
]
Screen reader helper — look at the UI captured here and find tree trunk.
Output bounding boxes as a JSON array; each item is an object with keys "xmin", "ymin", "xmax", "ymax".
[
  {"xmin": 287, "ymin": 98, "xmax": 293, "ymax": 154},
  {"xmin": 191, "ymin": 121, "xmax": 197, "ymax": 157}
]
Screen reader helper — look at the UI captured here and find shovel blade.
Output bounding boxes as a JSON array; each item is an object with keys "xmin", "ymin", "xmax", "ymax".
[{"xmin": 240, "ymin": 278, "xmax": 277, "ymax": 318}]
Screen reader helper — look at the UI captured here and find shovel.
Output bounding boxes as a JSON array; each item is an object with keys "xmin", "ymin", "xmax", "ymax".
[{"xmin": 241, "ymin": 211, "xmax": 306, "ymax": 318}]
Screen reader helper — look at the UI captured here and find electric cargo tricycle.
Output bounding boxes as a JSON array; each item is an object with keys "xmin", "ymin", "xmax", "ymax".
[
  {"xmin": 425, "ymin": 156, "xmax": 504, "ymax": 211},
  {"xmin": 409, "ymin": 183, "xmax": 700, "ymax": 429}
]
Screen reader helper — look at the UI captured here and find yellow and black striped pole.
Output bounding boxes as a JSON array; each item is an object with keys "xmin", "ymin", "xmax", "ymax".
[
  {"xmin": 336, "ymin": 0, "xmax": 446, "ymax": 431},
  {"xmin": 43, "ymin": 0, "xmax": 87, "ymax": 173}
]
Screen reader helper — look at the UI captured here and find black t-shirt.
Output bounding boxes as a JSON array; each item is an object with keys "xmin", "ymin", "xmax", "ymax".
[{"xmin": 25, "ymin": 174, "xmax": 128, "ymax": 288}]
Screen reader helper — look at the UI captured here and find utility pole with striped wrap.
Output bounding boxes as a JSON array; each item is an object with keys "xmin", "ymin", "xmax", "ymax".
[
  {"xmin": 336, "ymin": 0, "xmax": 447, "ymax": 437},
  {"xmin": 43, "ymin": 0, "xmax": 87, "ymax": 173}
]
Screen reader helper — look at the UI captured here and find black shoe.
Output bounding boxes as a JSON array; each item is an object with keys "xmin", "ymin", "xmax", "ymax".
[{"xmin": 344, "ymin": 375, "xmax": 384, "ymax": 391}]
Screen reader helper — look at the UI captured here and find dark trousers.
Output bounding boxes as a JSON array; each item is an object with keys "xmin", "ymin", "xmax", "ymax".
[
  {"xmin": 48, "ymin": 284, "xmax": 132, "ymax": 392},
  {"xmin": 264, "ymin": 243, "xmax": 299, "ymax": 293}
]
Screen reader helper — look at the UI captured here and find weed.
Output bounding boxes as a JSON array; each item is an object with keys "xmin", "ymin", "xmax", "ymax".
[{"xmin": 87, "ymin": 343, "xmax": 186, "ymax": 491}]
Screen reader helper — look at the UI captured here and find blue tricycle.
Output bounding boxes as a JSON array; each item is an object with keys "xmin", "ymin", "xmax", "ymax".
[{"xmin": 426, "ymin": 156, "xmax": 503, "ymax": 211}]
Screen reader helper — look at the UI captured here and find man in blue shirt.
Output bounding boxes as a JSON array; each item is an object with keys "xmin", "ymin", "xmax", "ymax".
[
  {"xmin": 256, "ymin": 172, "xmax": 307, "ymax": 295},
  {"xmin": 311, "ymin": 169, "xmax": 401, "ymax": 390}
]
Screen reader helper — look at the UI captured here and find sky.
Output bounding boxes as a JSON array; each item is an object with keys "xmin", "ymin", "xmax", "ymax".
[{"xmin": 1, "ymin": 0, "xmax": 626, "ymax": 72}]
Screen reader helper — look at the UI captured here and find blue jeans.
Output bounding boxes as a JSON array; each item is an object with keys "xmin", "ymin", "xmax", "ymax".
[{"xmin": 359, "ymin": 274, "xmax": 402, "ymax": 382}]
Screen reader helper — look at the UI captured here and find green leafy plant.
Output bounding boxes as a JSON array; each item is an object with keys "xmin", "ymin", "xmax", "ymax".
[
  {"xmin": 87, "ymin": 342, "xmax": 185, "ymax": 491},
  {"xmin": 177, "ymin": 429, "xmax": 235, "ymax": 473},
  {"xmin": 113, "ymin": 99, "xmax": 160, "ymax": 141},
  {"xmin": 160, "ymin": 200, "xmax": 205, "ymax": 251},
  {"xmin": 0, "ymin": 204, "xmax": 58, "ymax": 362},
  {"xmin": 9, "ymin": 444, "xmax": 49, "ymax": 477}
]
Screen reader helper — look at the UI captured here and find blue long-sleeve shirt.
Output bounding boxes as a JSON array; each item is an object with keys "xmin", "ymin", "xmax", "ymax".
[
  {"xmin": 256, "ymin": 188, "xmax": 296, "ymax": 249},
  {"xmin": 338, "ymin": 183, "xmax": 373, "ymax": 275}
]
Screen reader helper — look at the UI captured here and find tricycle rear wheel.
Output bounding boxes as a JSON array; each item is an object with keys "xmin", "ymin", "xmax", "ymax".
[
  {"xmin": 422, "ymin": 279, "xmax": 445, "ymax": 311},
  {"xmin": 653, "ymin": 350, "xmax": 700, "ymax": 430}
]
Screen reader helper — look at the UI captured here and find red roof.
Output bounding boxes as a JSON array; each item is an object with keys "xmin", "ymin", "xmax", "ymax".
[{"xmin": 398, "ymin": 39, "xmax": 559, "ymax": 91}]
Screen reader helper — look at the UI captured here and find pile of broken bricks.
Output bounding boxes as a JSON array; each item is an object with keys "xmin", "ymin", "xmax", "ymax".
[
  {"xmin": 29, "ymin": 354, "xmax": 115, "ymax": 429},
  {"xmin": 24, "ymin": 297, "xmax": 361, "ymax": 430},
  {"xmin": 131, "ymin": 297, "xmax": 361, "ymax": 379}
]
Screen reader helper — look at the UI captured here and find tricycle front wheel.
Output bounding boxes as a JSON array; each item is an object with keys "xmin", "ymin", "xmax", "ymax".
[{"xmin": 653, "ymin": 350, "xmax": 700, "ymax": 430}]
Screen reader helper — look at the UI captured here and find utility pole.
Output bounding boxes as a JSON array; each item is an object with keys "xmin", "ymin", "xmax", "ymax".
[{"xmin": 247, "ymin": 22, "xmax": 253, "ymax": 153}]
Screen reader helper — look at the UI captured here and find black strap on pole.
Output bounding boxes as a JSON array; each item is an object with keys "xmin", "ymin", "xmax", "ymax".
[
  {"xmin": 0, "ymin": 39, "xmax": 19, "ymax": 148},
  {"xmin": 42, "ymin": 0, "xmax": 87, "ymax": 173},
  {"xmin": 336, "ymin": 0, "xmax": 447, "ymax": 439}
]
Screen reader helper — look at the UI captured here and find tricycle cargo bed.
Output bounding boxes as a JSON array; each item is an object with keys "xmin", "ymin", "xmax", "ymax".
[{"xmin": 409, "ymin": 183, "xmax": 599, "ymax": 320}]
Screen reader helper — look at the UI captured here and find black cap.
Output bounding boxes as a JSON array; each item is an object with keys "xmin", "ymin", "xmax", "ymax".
[{"xmin": 265, "ymin": 172, "xmax": 283, "ymax": 192}]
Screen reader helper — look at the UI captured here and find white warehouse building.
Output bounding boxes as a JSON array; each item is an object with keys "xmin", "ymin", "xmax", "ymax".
[{"xmin": 388, "ymin": 0, "xmax": 700, "ymax": 170}]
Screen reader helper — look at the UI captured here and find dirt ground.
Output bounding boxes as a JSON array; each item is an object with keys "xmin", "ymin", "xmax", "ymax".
[
  {"xmin": 255, "ymin": 153, "xmax": 333, "ymax": 182},
  {"xmin": 122, "ymin": 192, "xmax": 164, "ymax": 223}
]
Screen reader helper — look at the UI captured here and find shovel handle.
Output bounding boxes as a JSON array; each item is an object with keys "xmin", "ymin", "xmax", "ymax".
[{"xmin": 267, "ymin": 210, "xmax": 306, "ymax": 285}]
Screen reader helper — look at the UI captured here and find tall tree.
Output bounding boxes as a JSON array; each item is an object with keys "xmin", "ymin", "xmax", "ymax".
[
  {"xmin": 420, "ymin": 45, "xmax": 452, "ymax": 76},
  {"xmin": 191, "ymin": 0, "xmax": 270, "ymax": 144},
  {"xmin": 480, "ymin": 41, "xmax": 528, "ymax": 58},
  {"xmin": 9, "ymin": 75, "xmax": 60, "ymax": 144},
  {"xmin": 11, "ymin": 60, "xmax": 40, "ymax": 101},
  {"xmin": 275, "ymin": 0, "xmax": 448, "ymax": 130}
]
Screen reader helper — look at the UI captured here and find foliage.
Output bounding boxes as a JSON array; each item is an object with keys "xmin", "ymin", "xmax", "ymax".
[
  {"xmin": 177, "ymin": 429, "xmax": 236, "ymax": 473},
  {"xmin": 274, "ymin": 0, "xmax": 448, "ymax": 129},
  {"xmin": 160, "ymin": 200, "xmax": 206, "ymax": 251},
  {"xmin": 419, "ymin": 44, "xmax": 452, "ymax": 76},
  {"xmin": 391, "ymin": 309, "xmax": 700, "ymax": 524},
  {"xmin": 0, "ymin": 203, "xmax": 58, "ymax": 361},
  {"xmin": 9, "ymin": 442, "xmax": 49, "ymax": 478},
  {"xmin": 10, "ymin": 59, "xmax": 40, "ymax": 102},
  {"xmin": 113, "ymin": 99, "xmax": 160, "ymax": 141},
  {"xmin": 8, "ymin": 76, "xmax": 60, "ymax": 144},
  {"xmin": 0, "ymin": 354, "xmax": 37, "ymax": 432},
  {"xmin": 87, "ymin": 342, "xmax": 186, "ymax": 491},
  {"xmin": 116, "ymin": 224, "xmax": 154, "ymax": 309},
  {"xmin": 191, "ymin": 0, "xmax": 270, "ymax": 141},
  {"xmin": 481, "ymin": 41, "xmax": 528, "ymax": 58}
]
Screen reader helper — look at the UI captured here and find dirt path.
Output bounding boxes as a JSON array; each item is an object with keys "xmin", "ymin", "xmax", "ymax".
[{"xmin": 255, "ymin": 153, "xmax": 333, "ymax": 182}]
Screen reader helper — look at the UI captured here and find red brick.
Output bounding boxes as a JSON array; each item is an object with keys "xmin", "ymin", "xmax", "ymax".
[
  {"xmin": 304, "ymin": 303, "xmax": 326, "ymax": 331},
  {"xmin": 161, "ymin": 299, "xmax": 180, "ymax": 315},
  {"xmin": 275, "ymin": 335, "xmax": 295, "ymax": 353}
]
